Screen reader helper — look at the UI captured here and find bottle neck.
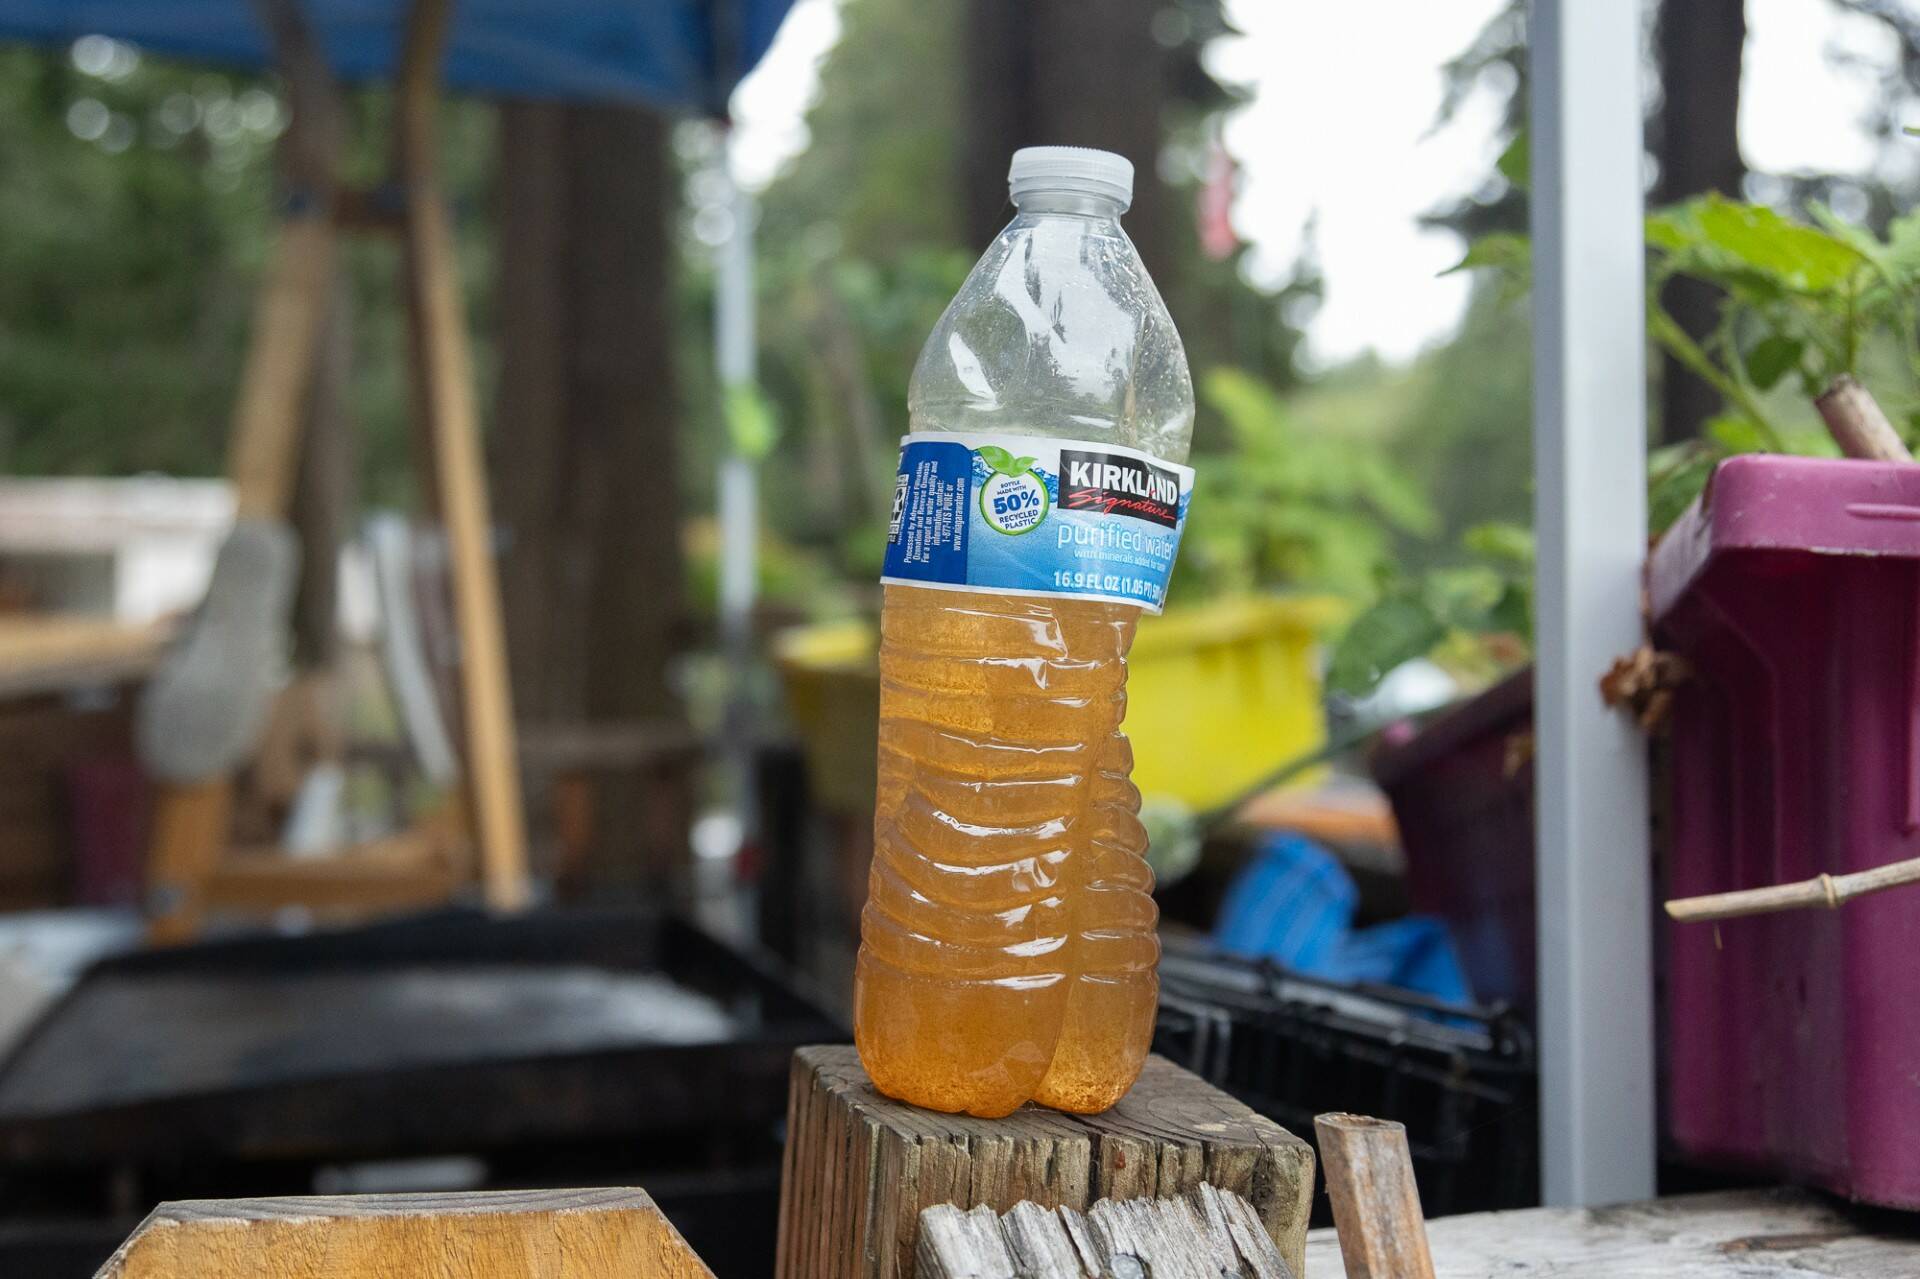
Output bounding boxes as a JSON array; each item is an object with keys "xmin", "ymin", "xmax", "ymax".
[{"xmin": 1012, "ymin": 188, "xmax": 1127, "ymax": 219}]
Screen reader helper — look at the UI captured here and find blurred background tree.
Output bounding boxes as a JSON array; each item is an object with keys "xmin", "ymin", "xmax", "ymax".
[
  {"xmin": 6, "ymin": 0, "xmax": 1920, "ymax": 660},
  {"xmin": 0, "ymin": 39, "xmax": 492, "ymax": 505}
]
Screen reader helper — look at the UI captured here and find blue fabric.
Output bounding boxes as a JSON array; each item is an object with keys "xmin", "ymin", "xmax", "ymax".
[
  {"xmin": 0, "ymin": 0, "xmax": 794, "ymax": 114},
  {"xmin": 1214, "ymin": 832, "xmax": 1474, "ymax": 1005}
]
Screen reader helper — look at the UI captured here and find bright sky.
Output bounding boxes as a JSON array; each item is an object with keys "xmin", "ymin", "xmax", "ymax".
[{"xmin": 730, "ymin": 0, "xmax": 1911, "ymax": 366}]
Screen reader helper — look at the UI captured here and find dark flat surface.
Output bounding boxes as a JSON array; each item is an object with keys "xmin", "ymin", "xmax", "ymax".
[
  {"xmin": 0, "ymin": 966, "xmax": 736, "ymax": 1117},
  {"xmin": 0, "ymin": 908, "xmax": 839, "ymax": 1165}
]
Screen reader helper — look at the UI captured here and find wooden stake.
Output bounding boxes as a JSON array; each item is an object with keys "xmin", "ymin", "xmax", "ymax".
[
  {"xmin": 1313, "ymin": 1113, "xmax": 1436, "ymax": 1279},
  {"xmin": 394, "ymin": 0, "xmax": 531, "ymax": 910},
  {"xmin": 1816, "ymin": 374, "xmax": 1913, "ymax": 463}
]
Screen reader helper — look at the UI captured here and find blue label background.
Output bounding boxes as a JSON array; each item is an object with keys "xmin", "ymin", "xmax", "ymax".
[{"xmin": 882, "ymin": 438, "xmax": 1188, "ymax": 611}]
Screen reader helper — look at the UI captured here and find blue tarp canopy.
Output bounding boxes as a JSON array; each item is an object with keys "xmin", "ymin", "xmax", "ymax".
[{"xmin": 0, "ymin": 0, "xmax": 794, "ymax": 114}]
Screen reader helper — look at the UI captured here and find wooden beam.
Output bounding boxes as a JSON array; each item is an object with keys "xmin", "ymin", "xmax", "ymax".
[
  {"xmin": 95, "ymin": 1188, "xmax": 715, "ymax": 1278},
  {"xmin": 227, "ymin": 0, "xmax": 347, "ymax": 520},
  {"xmin": 775, "ymin": 1045, "xmax": 1314, "ymax": 1279},
  {"xmin": 393, "ymin": 0, "xmax": 531, "ymax": 910},
  {"xmin": 199, "ymin": 812, "xmax": 467, "ymax": 916}
]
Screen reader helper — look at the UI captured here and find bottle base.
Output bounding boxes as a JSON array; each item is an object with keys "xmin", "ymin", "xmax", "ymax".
[{"xmin": 854, "ymin": 955, "xmax": 1156, "ymax": 1118}]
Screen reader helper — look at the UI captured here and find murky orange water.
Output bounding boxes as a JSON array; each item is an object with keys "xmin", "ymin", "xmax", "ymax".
[{"xmin": 853, "ymin": 583, "xmax": 1159, "ymax": 1117}]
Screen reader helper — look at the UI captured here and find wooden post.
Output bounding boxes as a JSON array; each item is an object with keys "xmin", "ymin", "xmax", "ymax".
[
  {"xmin": 228, "ymin": 0, "xmax": 346, "ymax": 520},
  {"xmin": 144, "ymin": 778, "xmax": 234, "ymax": 945},
  {"xmin": 775, "ymin": 1045, "xmax": 1315, "ymax": 1279},
  {"xmin": 95, "ymin": 1188, "xmax": 714, "ymax": 1278},
  {"xmin": 394, "ymin": 0, "xmax": 531, "ymax": 909},
  {"xmin": 145, "ymin": 0, "xmax": 346, "ymax": 940},
  {"xmin": 1313, "ymin": 1113, "xmax": 1436, "ymax": 1279}
]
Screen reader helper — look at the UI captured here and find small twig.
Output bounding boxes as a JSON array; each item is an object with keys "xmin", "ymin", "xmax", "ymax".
[
  {"xmin": 1314, "ymin": 1114, "xmax": 1436, "ymax": 1279},
  {"xmin": 1816, "ymin": 374, "xmax": 1912, "ymax": 462},
  {"xmin": 1666, "ymin": 855, "xmax": 1920, "ymax": 922}
]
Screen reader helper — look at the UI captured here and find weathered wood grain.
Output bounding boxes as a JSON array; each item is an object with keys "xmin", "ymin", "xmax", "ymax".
[
  {"xmin": 96, "ymin": 1187, "xmax": 714, "ymax": 1278},
  {"xmin": 1303, "ymin": 1188, "xmax": 1920, "ymax": 1277},
  {"xmin": 916, "ymin": 1185, "xmax": 1293, "ymax": 1279},
  {"xmin": 1314, "ymin": 1112, "xmax": 1435, "ymax": 1279},
  {"xmin": 776, "ymin": 1046, "xmax": 1314, "ymax": 1279}
]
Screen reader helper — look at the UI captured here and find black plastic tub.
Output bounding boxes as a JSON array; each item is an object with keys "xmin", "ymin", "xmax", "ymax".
[
  {"xmin": 0, "ymin": 907, "xmax": 840, "ymax": 1276},
  {"xmin": 1153, "ymin": 934, "xmax": 1538, "ymax": 1219}
]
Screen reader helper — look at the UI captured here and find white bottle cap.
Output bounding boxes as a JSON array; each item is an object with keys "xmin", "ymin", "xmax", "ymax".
[{"xmin": 1008, "ymin": 146, "xmax": 1133, "ymax": 210}]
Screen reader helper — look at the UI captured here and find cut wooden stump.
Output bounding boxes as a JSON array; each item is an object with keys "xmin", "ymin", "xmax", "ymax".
[
  {"xmin": 94, "ymin": 1188, "xmax": 713, "ymax": 1279},
  {"xmin": 775, "ymin": 1045, "xmax": 1314, "ymax": 1279},
  {"xmin": 917, "ymin": 1184, "xmax": 1295, "ymax": 1279}
]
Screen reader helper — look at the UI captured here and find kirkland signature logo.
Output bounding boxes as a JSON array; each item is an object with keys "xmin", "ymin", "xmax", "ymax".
[{"xmin": 1061, "ymin": 450, "xmax": 1180, "ymax": 528}]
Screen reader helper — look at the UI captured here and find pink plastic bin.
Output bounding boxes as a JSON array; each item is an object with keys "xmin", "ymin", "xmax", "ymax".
[{"xmin": 1650, "ymin": 453, "xmax": 1920, "ymax": 1208}]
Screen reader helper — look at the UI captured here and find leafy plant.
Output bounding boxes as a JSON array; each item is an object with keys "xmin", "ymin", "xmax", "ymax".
[
  {"xmin": 1327, "ymin": 190, "xmax": 1920, "ymax": 700},
  {"xmin": 1644, "ymin": 195, "xmax": 1920, "ymax": 446},
  {"xmin": 1326, "ymin": 522, "xmax": 1533, "ymax": 697},
  {"xmin": 1177, "ymin": 367, "xmax": 1437, "ymax": 601}
]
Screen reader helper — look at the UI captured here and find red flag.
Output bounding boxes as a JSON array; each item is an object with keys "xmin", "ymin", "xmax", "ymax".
[{"xmin": 1197, "ymin": 138, "xmax": 1239, "ymax": 262}]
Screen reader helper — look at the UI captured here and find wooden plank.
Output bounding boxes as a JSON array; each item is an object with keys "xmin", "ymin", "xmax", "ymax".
[
  {"xmin": 0, "ymin": 617, "xmax": 166, "ymax": 699},
  {"xmin": 95, "ymin": 1187, "xmax": 714, "ymax": 1278},
  {"xmin": 917, "ymin": 1185, "xmax": 1294, "ymax": 1279},
  {"xmin": 775, "ymin": 1046, "xmax": 1313, "ymax": 1279},
  {"xmin": 1314, "ymin": 1113, "xmax": 1435, "ymax": 1279},
  {"xmin": 393, "ymin": 0, "xmax": 529, "ymax": 910},
  {"xmin": 1303, "ymin": 1189, "xmax": 1920, "ymax": 1277},
  {"xmin": 225, "ymin": 215, "xmax": 337, "ymax": 520},
  {"xmin": 199, "ymin": 816, "xmax": 465, "ymax": 916}
]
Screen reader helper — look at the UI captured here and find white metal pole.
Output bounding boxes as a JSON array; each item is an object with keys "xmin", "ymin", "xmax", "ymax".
[
  {"xmin": 716, "ymin": 133, "xmax": 758, "ymax": 834},
  {"xmin": 1529, "ymin": 0, "xmax": 1656, "ymax": 1205}
]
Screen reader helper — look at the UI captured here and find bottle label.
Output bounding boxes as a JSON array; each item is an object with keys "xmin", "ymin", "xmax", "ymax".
[{"xmin": 881, "ymin": 432, "xmax": 1193, "ymax": 612}]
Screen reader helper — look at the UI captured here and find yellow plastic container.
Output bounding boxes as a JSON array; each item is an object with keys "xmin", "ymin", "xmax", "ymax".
[{"xmin": 774, "ymin": 595, "xmax": 1340, "ymax": 817}]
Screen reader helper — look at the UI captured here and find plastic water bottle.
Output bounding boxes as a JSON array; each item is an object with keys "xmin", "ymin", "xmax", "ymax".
[{"xmin": 856, "ymin": 146, "xmax": 1195, "ymax": 1116}]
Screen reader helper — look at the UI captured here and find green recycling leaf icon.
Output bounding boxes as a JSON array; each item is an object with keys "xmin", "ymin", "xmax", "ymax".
[{"xmin": 976, "ymin": 445, "xmax": 1038, "ymax": 477}]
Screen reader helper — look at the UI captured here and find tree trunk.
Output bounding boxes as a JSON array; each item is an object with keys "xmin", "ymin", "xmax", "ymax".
[
  {"xmin": 1655, "ymin": 0, "xmax": 1747, "ymax": 443},
  {"xmin": 961, "ymin": 0, "xmax": 1171, "ymax": 279},
  {"xmin": 491, "ymin": 101, "xmax": 687, "ymax": 891}
]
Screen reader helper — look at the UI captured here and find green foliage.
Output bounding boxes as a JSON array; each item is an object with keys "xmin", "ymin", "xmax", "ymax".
[
  {"xmin": 0, "ymin": 43, "xmax": 495, "ymax": 505},
  {"xmin": 1359, "ymin": 191, "xmax": 1920, "ymax": 698},
  {"xmin": 1178, "ymin": 368, "xmax": 1435, "ymax": 602},
  {"xmin": 1325, "ymin": 523, "xmax": 1532, "ymax": 698},
  {"xmin": 0, "ymin": 47, "xmax": 271, "ymax": 475},
  {"xmin": 1448, "ymin": 192, "xmax": 1920, "ymax": 529},
  {"xmin": 723, "ymin": 383, "xmax": 780, "ymax": 460},
  {"xmin": 1649, "ymin": 194, "xmax": 1920, "ymax": 411}
]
